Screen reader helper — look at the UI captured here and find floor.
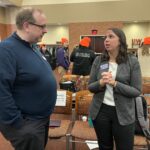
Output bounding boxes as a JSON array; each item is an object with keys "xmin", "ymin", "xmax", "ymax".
[{"xmin": 0, "ymin": 132, "xmax": 94, "ymax": 150}]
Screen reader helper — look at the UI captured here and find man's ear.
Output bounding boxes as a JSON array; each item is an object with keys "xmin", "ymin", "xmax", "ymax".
[{"xmin": 23, "ymin": 21, "xmax": 30, "ymax": 32}]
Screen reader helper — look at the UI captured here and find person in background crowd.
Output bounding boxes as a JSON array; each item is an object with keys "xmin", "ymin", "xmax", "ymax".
[
  {"xmin": 88, "ymin": 28, "xmax": 142, "ymax": 150},
  {"xmin": 56, "ymin": 37, "xmax": 70, "ymax": 77},
  {"xmin": 40, "ymin": 43, "xmax": 51, "ymax": 61},
  {"xmin": 70, "ymin": 37, "xmax": 96, "ymax": 76},
  {"xmin": 0, "ymin": 7, "xmax": 57, "ymax": 150},
  {"xmin": 40, "ymin": 44, "xmax": 56, "ymax": 70}
]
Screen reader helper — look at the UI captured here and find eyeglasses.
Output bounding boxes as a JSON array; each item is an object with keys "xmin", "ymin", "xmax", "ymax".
[{"xmin": 28, "ymin": 22, "xmax": 47, "ymax": 29}]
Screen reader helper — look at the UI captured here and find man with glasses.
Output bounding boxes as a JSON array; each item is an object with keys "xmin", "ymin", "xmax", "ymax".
[{"xmin": 0, "ymin": 7, "xmax": 57, "ymax": 150}]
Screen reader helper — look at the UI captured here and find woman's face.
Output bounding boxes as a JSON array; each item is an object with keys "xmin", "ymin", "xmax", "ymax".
[{"xmin": 104, "ymin": 30, "xmax": 120, "ymax": 52}]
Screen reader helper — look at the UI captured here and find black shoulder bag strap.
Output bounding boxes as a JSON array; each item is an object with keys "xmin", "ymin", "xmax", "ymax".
[
  {"xmin": 136, "ymin": 96, "xmax": 150, "ymax": 150},
  {"xmin": 135, "ymin": 96, "xmax": 150, "ymax": 139},
  {"xmin": 128, "ymin": 55, "xmax": 150, "ymax": 148}
]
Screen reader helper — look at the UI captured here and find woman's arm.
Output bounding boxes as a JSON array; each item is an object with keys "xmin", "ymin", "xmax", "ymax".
[
  {"xmin": 114, "ymin": 56, "xmax": 142, "ymax": 98},
  {"xmin": 88, "ymin": 56, "xmax": 106, "ymax": 93}
]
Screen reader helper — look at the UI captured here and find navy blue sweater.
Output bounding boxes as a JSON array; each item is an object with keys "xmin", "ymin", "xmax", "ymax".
[{"xmin": 0, "ymin": 33, "xmax": 57, "ymax": 128}]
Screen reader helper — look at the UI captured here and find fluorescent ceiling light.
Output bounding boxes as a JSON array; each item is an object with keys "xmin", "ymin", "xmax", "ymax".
[{"xmin": 22, "ymin": 0, "xmax": 126, "ymax": 5}]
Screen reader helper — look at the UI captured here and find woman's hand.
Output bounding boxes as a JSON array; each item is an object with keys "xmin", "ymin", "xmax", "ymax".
[
  {"xmin": 109, "ymin": 80, "xmax": 117, "ymax": 87},
  {"xmin": 99, "ymin": 71, "xmax": 112, "ymax": 86},
  {"xmin": 99, "ymin": 72, "xmax": 117, "ymax": 87}
]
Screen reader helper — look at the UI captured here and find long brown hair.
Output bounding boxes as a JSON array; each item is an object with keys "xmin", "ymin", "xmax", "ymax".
[{"xmin": 102, "ymin": 28, "xmax": 128, "ymax": 64}]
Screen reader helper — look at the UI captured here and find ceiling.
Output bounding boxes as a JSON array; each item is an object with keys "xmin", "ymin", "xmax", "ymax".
[
  {"xmin": 22, "ymin": 0, "xmax": 126, "ymax": 5},
  {"xmin": 0, "ymin": 0, "xmax": 126, "ymax": 7},
  {"xmin": 0, "ymin": 0, "xmax": 150, "ymax": 24},
  {"xmin": 0, "ymin": 0, "xmax": 14, "ymax": 7}
]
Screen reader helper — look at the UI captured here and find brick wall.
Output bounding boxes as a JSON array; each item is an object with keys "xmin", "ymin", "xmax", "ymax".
[
  {"xmin": 0, "ymin": 23, "xmax": 16, "ymax": 40},
  {"xmin": 0, "ymin": 23, "xmax": 7, "ymax": 40},
  {"xmin": 1, "ymin": 21, "xmax": 123, "ymax": 51},
  {"xmin": 69, "ymin": 21, "xmax": 123, "ymax": 53}
]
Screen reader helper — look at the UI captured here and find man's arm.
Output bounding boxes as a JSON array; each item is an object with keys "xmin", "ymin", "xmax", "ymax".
[{"xmin": 0, "ymin": 46, "xmax": 23, "ymax": 129}]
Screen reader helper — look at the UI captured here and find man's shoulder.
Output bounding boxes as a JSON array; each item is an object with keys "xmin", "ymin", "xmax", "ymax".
[
  {"xmin": 57, "ymin": 47, "xmax": 64, "ymax": 53},
  {"xmin": 57, "ymin": 47, "xmax": 64, "ymax": 51},
  {"xmin": 88, "ymin": 49, "xmax": 95, "ymax": 54},
  {"xmin": 0, "ymin": 38, "xmax": 16, "ymax": 58},
  {"xmin": 0, "ymin": 34, "xmax": 15, "ymax": 49}
]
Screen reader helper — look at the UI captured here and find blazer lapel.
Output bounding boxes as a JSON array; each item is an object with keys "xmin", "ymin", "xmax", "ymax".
[{"xmin": 116, "ymin": 63, "xmax": 124, "ymax": 79}]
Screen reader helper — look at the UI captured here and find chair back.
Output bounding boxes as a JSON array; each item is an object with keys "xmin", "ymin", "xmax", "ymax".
[
  {"xmin": 75, "ymin": 90, "xmax": 93, "ymax": 116},
  {"xmin": 142, "ymin": 77, "xmax": 150, "ymax": 84},
  {"xmin": 142, "ymin": 84, "xmax": 150, "ymax": 94},
  {"xmin": 61, "ymin": 74, "xmax": 78, "ymax": 82},
  {"xmin": 142, "ymin": 77, "xmax": 150, "ymax": 94},
  {"xmin": 53, "ymin": 90, "xmax": 72, "ymax": 114}
]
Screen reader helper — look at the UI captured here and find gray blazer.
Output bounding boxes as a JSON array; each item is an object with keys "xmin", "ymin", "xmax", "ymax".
[{"xmin": 88, "ymin": 55, "xmax": 142, "ymax": 125}]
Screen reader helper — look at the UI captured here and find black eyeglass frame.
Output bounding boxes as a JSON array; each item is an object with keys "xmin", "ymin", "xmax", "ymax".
[{"xmin": 28, "ymin": 22, "xmax": 47, "ymax": 29}]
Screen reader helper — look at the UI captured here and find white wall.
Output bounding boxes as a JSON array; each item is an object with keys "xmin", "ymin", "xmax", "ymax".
[
  {"xmin": 4, "ymin": 7, "xmax": 20, "ymax": 24},
  {"xmin": 0, "ymin": 7, "xmax": 5, "ymax": 23},
  {"xmin": 123, "ymin": 23, "xmax": 150, "ymax": 77},
  {"xmin": 138, "ymin": 47, "xmax": 150, "ymax": 77},
  {"xmin": 123, "ymin": 22, "xmax": 150, "ymax": 48},
  {"xmin": 148, "ymin": 22, "xmax": 150, "ymax": 35},
  {"xmin": 41, "ymin": 25, "xmax": 69, "ymax": 44}
]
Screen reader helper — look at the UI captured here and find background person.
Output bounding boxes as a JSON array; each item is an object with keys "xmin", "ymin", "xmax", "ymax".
[
  {"xmin": 56, "ymin": 37, "xmax": 70, "ymax": 77},
  {"xmin": 88, "ymin": 28, "xmax": 142, "ymax": 150},
  {"xmin": 40, "ymin": 44, "xmax": 56, "ymax": 70},
  {"xmin": 70, "ymin": 37, "xmax": 96, "ymax": 76},
  {"xmin": 0, "ymin": 7, "xmax": 57, "ymax": 150}
]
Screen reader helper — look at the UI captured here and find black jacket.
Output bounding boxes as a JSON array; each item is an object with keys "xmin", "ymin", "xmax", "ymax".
[{"xmin": 70, "ymin": 46, "xmax": 96, "ymax": 76}]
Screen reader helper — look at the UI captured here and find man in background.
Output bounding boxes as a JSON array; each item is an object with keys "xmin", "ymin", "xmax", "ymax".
[
  {"xmin": 56, "ymin": 38, "xmax": 70, "ymax": 78},
  {"xmin": 70, "ymin": 37, "xmax": 96, "ymax": 76},
  {"xmin": 40, "ymin": 44, "xmax": 57, "ymax": 70},
  {"xmin": 0, "ymin": 7, "xmax": 57, "ymax": 150}
]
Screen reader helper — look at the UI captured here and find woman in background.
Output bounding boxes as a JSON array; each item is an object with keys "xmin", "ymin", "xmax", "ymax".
[{"xmin": 88, "ymin": 28, "xmax": 142, "ymax": 150}]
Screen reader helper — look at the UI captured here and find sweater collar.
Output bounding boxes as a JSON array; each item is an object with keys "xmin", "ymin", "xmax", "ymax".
[{"xmin": 12, "ymin": 32, "xmax": 33, "ymax": 48}]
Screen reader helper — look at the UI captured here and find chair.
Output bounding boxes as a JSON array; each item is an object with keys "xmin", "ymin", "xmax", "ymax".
[
  {"xmin": 60, "ymin": 75, "xmax": 90, "ymax": 92},
  {"xmin": 83, "ymin": 75, "xmax": 90, "ymax": 90},
  {"xmin": 134, "ymin": 135, "xmax": 149, "ymax": 150},
  {"xmin": 142, "ymin": 77, "xmax": 150, "ymax": 84},
  {"xmin": 142, "ymin": 77, "xmax": 150, "ymax": 97},
  {"xmin": 70, "ymin": 90, "xmax": 97, "ymax": 150},
  {"xmin": 145, "ymin": 96, "xmax": 150, "ymax": 114},
  {"xmin": 61, "ymin": 74, "xmax": 78, "ymax": 82},
  {"xmin": 75, "ymin": 75, "xmax": 90, "ymax": 91},
  {"xmin": 59, "ymin": 74, "xmax": 78, "ymax": 92},
  {"xmin": 48, "ymin": 90, "xmax": 73, "ymax": 150},
  {"xmin": 74, "ymin": 89, "xmax": 90, "ymax": 98},
  {"xmin": 142, "ymin": 84, "xmax": 150, "ymax": 95}
]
